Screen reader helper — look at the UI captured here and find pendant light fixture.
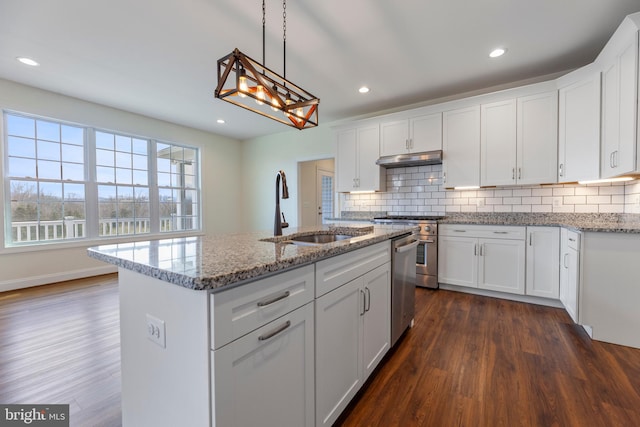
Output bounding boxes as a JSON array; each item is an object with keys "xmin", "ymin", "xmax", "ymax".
[{"xmin": 215, "ymin": 0, "xmax": 319, "ymax": 130}]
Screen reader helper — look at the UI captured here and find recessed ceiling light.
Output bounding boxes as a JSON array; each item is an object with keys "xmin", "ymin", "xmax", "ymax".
[
  {"xmin": 216, "ymin": 119, "xmax": 225, "ymax": 124},
  {"xmin": 489, "ymin": 48, "xmax": 506, "ymax": 58},
  {"xmin": 358, "ymin": 86, "xmax": 370, "ymax": 94},
  {"xmin": 16, "ymin": 57, "xmax": 40, "ymax": 66}
]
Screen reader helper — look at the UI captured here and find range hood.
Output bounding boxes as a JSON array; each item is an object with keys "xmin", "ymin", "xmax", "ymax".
[{"xmin": 376, "ymin": 150, "xmax": 442, "ymax": 168}]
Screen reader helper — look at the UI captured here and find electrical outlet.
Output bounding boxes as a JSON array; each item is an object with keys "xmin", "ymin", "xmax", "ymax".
[
  {"xmin": 476, "ymin": 199, "xmax": 485, "ymax": 208},
  {"xmin": 146, "ymin": 314, "xmax": 166, "ymax": 348},
  {"xmin": 553, "ymin": 197, "xmax": 562, "ymax": 207}
]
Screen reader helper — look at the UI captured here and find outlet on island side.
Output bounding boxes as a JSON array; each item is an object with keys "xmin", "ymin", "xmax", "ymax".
[{"xmin": 146, "ymin": 314, "xmax": 166, "ymax": 348}]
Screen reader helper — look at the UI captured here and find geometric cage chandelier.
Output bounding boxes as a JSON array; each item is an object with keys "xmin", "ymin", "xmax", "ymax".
[{"xmin": 214, "ymin": 0, "xmax": 319, "ymax": 130}]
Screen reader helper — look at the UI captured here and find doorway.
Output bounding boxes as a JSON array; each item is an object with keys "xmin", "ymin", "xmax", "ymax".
[{"xmin": 298, "ymin": 159, "xmax": 335, "ymax": 227}]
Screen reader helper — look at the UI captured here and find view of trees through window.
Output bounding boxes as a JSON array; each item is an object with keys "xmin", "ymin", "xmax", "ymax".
[{"xmin": 4, "ymin": 112, "xmax": 200, "ymax": 245}]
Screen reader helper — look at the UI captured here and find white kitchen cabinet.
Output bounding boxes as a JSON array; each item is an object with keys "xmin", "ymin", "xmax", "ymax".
[
  {"xmin": 212, "ymin": 302, "xmax": 315, "ymax": 427},
  {"xmin": 516, "ymin": 91, "xmax": 559, "ymax": 185},
  {"xmin": 525, "ymin": 227, "xmax": 560, "ymax": 299},
  {"xmin": 558, "ymin": 70, "xmax": 602, "ymax": 182},
  {"xmin": 438, "ymin": 225, "xmax": 526, "ymax": 295},
  {"xmin": 600, "ymin": 25, "xmax": 638, "ymax": 178},
  {"xmin": 559, "ymin": 228, "xmax": 580, "ymax": 323},
  {"xmin": 315, "ymin": 262, "xmax": 390, "ymax": 427},
  {"xmin": 442, "ymin": 105, "xmax": 480, "ymax": 188},
  {"xmin": 336, "ymin": 124, "xmax": 385, "ymax": 192},
  {"xmin": 480, "ymin": 99, "xmax": 517, "ymax": 186},
  {"xmin": 380, "ymin": 112, "xmax": 442, "ymax": 156}
]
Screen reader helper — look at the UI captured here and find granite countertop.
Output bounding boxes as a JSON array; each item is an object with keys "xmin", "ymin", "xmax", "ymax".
[
  {"xmin": 87, "ymin": 223, "xmax": 417, "ymax": 292},
  {"xmin": 439, "ymin": 213, "xmax": 640, "ymax": 233}
]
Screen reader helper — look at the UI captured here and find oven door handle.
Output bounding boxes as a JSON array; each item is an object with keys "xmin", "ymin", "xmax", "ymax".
[
  {"xmin": 419, "ymin": 239, "xmax": 435, "ymax": 244},
  {"xmin": 395, "ymin": 239, "xmax": 419, "ymax": 253}
]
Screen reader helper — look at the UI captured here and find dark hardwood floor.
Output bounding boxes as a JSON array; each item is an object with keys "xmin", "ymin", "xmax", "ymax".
[{"xmin": 2, "ymin": 276, "xmax": 640, "ymax": 426}]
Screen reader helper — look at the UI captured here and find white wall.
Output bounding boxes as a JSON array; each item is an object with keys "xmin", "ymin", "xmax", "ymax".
[
  {"xmin": 0, "ymin": 79, "xmax": 243, "ymax": 291},
  {"xmin": 341, "ymin": 165, "xmax": 640, "ymax": 216},
  {"xmin": 240, "ymin": 124, "xmax": 335, "ymax": 231}
]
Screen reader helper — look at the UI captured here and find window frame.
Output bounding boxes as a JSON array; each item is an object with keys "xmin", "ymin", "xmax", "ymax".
[{"xmin": 2, "ymin": 110, "xmax": 202, "ymax": 250}]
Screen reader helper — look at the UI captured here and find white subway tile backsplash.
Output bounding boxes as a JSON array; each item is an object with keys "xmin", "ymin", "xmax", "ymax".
[{"xmin": 340, "ymin": 168, "xmax": 640, "ymax": 217}]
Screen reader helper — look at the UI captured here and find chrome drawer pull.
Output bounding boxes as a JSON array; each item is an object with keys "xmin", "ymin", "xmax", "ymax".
[
  {"xmin": 258, "ymin": 320, "xmax": 291, "ymax": 341},
  {"xmin": 453, "ymin": 229, "xmax": 466, "ymax": 232},
  {"xmin": 493, "ymin": 231, "xmax": 508, "ymax": 234},
  {"xmin": 257, "ymin": 291, "xmax": 290, "ymax": 307}
]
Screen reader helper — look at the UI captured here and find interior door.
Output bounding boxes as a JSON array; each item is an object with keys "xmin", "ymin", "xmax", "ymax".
[{"xmin": 317, "ymin": 169, "xmax": 334, "ymax": 226}]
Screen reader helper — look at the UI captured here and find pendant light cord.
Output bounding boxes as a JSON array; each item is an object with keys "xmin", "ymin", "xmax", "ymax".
[
  {"xmin": 262, "ymin": 0, "xmax": 266, "ymax": 66},
  {"xmin": 283, "ymin": 0, "xmax": 287, "ymax": 80}
]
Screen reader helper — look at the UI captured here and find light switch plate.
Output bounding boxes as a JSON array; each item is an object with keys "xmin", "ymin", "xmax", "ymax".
[{"xmin": 146, "ymin": 314, "xmax": 166, "ymax": 348}]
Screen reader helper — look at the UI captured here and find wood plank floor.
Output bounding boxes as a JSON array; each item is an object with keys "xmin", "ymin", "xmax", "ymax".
[{"xmin": 2, "ymin": 276, "xmax": 640, "ymax": 426}]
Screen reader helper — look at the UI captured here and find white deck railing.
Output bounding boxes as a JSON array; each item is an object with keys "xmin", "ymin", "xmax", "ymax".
[{"xmin": 11, "ymin": 217, "xmax": 180, "ymax": 242}]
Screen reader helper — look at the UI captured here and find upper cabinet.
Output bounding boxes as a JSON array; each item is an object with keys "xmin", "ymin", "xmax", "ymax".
[
  {"xmin": 379, "ymin": 112, "xmax": 442, "ymax": 156},
  {"xmin": 599, "ymin": 22, "xmax": 639, "ymax": 178},
  {"xmin": 480, "ymin": 90, "xmax": 558, "ymax": 187},
  {"xmin": 336, "ymin": 124, "xmax": 386, "ymax": 193},
  {"xmin": 516, "ymin": 91, "xmax": 559, "ymax": 185},
  {"xmin": 557, "ymin": 68, "xmax": 602, "ymax": 183},
  {"xmin": 442, "ymin": 105, "xmax": 480, "ymax": 188}
]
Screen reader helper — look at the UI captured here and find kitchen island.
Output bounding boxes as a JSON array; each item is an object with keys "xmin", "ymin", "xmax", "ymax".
[{"xmin": 87, "ymin": 223, "xmax": 417, "ymax": 427}]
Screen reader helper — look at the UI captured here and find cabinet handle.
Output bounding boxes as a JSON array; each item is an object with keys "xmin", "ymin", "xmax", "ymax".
[
  {"xmin": 409, "ymin": 138, "xmax": 413, "ymax": 150},
  {"xmin": 559, "ymin": 163, "xmax": 564, "ymax": 177},
  {"xmin": 405, "ymin": 139, "xmax": 409, "ymax": 150},
  {"xmin": 493, "ymin": 231, "xmax": 508, "ymax": 234},
  {"xmin": 453, "ymin": 229, "xmax": 467, "ymax": 232},
  {"xmin": 257, "ymin": 291, "xmax": 290, "ymax": 307},
  {"xmin": 568, "ymin": 237, "xmax": 576, "ymax": 242},
  {"xmin": 443, "ymin": 172, "xmax": 446, "ymax": 183},
  {"xmin": 610, "ymin": 152, "xmax": 615, "ymax": 168},
  {"xmin": 518, "ymin": 168, "xmax": 522, "ymax": 180},
  {"xmin": 360, "ymin": 289, "xmax": 366, "ymax": 316},
  {"xmin": 474, "ymin": 243, "xmax": 477, "ymax": 256},
  {"xmin": 564, "ymin": 253, "xmax": 569, "ymax": 269},
  {"xmin": 512, "ymin": 168, "xmax": 515, "ymax": 180},
  {"xmin": 480, "ymin": 244, "xmax": 484, "ymax": 256},
  {"xmin": 258, "ymin": 320, "xmax": 291, "ymax": 341},
  {"xmin": 365, "ymin": 287, "xmax": 371, "ymax": 312},
  {"xmin": 529, "ymin": 233, "xmax": 532, "ymax": 246},
  {"xmin": 614, "ymin": 150, "xmax": 619, "ymax": 167}
]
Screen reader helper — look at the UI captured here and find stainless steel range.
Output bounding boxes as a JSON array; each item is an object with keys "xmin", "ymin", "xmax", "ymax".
[{"xmin": 373, "ymin": 216, "xmax": 440, "ymax": 289}]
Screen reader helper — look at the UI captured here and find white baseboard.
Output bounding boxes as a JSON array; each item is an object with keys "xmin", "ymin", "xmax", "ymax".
[
  {"xmin": 0, "ymin": 265, "xmax": 118, "ymax": 293},
  {"xmin": 438, "ymin": 283, "xmax": 565, "ymax": 309}
]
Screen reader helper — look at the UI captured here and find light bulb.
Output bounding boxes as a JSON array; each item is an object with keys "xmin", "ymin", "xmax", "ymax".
[
  {"xmin": 284, "ymin": 93, "xmax": 294, "ymax": 118},
  {"xmin": 271, "ymin": 86, "xmax": 280, "ymax": 111},
  {"xmin": 255, "ymin": 85, "xmax": 265, "ymax": 105},
  {"xmin": 238, "ymin": 74, "xmax": 248, "ymax": 98},
  {"xmin": 296, "ymin": 107, "xmax": 304, "ymax": 118}
]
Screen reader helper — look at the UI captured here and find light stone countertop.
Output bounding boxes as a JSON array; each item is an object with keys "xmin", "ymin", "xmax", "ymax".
[
  {"xmin": 439, "ymin": 213, "xmax": 640, "ymax": 233},
  {"xmin": 87, "ymin": 223, "xmax": 417, "ymax": 292}
]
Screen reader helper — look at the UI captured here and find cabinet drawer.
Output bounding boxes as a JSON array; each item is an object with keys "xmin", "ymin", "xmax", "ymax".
[
  {"xmin": 567, "ymin": 230, "xmax": 581, "ymax": 250},
  {"xmin": 315, "ymin": 241, "xmax": 391, "ymax": 297},
  {"xmin": 210, "ymin": 264, "xmax": 314, "ymax": 350},
  {"xmin": 439, "ymin": 224, "xmax": 525, "ymax": 240}
]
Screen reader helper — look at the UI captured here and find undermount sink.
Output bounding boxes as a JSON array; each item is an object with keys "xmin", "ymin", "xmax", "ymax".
[{"xmin": 286, "ymin": 234, "xmax": 354, "ymax": 245}]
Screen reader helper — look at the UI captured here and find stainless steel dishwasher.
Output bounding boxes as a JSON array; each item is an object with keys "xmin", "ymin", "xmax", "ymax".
[{"xmin": 391, "ymin": 233, "xmax": 419, "ymax": 346}]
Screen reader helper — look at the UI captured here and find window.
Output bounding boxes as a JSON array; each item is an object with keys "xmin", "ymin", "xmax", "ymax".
[
  {"xmin": 6, "ymin": 114, "xmax": 86, "ymax": 243},
  {"xmin": 3, "ymin": 112, "xmax": 201, "ymax": 246}
]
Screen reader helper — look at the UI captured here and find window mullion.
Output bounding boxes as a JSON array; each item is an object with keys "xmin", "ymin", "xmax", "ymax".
[
  {"xmin": 85, "ymin": 128, "xmax": 98, "ymax": 239},
  {"xmin": 149, "ymin": 140, "xmax": 159, "ymax": 233}
]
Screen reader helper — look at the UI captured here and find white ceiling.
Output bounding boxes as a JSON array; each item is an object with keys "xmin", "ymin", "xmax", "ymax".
[{"xmin": 1, "ymin": 0, "xmax": 640, "ymax": 140}]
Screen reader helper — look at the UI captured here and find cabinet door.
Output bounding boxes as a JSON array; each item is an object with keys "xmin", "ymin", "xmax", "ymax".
[
  {"xmin": 315, "ymin": 279, "xmax": 363, "ymax": 427},
  {"xmin": 357, "ymin": 124, "xmax": 385, "ymax": 191},
  {"xmin": 478, "ymin": 238, "xmax": 525, "ymax": 295},
  {"xmin": 438, "ymin": 235, "xmax": 478, "ymax": 287},
  {"xmin": 525, "ymin": 227, "xmax": 560, "ymax": 299},
  {"xmin": 601, "ymin": 32, "xmax": 638, "ymax": 178},
  {"xmin": 410, "ymin": 113, "xmax": 442, "ymax": 152},
  {"xmin": 565, "ymin": 246, "xmax": 579, "ymax": 323},
  {"xmin": 481, "ymin": 99, "xmax": 517, "ymax": 186},
  {"xmin": 337, "ymin": 128, "xmax": 357, "ymax": 192},
  {"xmin": 516, "ymin": 91, "xmax": 558, "ymax": 185},
  {"xmin": 442, "ymin": 105, "xmax": 480, "ymax": 188},
  {"xmin": 559, "ymin": 229, "xmax": 570, "ymax": 309},
  {"xmin": 558, "ymin": 73, "xmax": 601, "ymax": 182},
  {"xmin": 361, "ymin": 263, "xmax": 391, "ymax": 381},
  {"xmin": 213, "ymin": 303, "xmax": 315, "ymax": 427},
  {"xmin": 380, "ymin": 119, "xmax": 409, "ymax": 156}
]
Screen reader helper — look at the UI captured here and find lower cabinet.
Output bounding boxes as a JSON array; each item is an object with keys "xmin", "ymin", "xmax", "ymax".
[
  {"xmin": 559, "ymin": 229, "xmax": 580, "ymax": 323},
  {"xmin": 525, "ymin": 227, "xmax": 560, "ymax": 299},
  {"xmin": 438, "ymin": 225, "xmax": 526, "ymax": 295},
  {"xmin": 315, "ymin": 262, "xmax": 391, "ymax": 427},
  {"xmin": 212, "ymin": 302, "xmax": 315, "ymax": 427}
]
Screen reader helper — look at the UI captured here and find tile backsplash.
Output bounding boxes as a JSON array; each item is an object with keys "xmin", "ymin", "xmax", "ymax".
[{"xmin": 340, "ymin": 165, "xmax": 640, "ymax": 216}]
